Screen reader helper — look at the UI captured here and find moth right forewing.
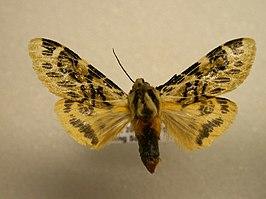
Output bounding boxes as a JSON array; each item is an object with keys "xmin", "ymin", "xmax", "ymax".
[{"xmin": 157, "ymin": 38, "xmax": 256, "ymax": 105}]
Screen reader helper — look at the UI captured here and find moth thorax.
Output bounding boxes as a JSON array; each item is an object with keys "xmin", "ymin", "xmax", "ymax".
[{"xmin": 128, "ymin": 78, "xmax": 161, "ymax": 121}]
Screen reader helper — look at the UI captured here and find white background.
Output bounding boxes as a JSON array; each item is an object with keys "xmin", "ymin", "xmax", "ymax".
[{"xmin": 1, "ymin": 0, "xmax": 266, "ymax": 198}]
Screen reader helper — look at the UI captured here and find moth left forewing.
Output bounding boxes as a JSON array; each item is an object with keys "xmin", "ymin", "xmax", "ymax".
[
  {"xmin": 161, "ymin": 97, "xmax": 237, "ymax": 150},
  {"xmin": 29, "ymin": 38, "xmax": 127, "ymax": 105},
  {"xmin": 55, "ymin": 99, "xmax": 131, "ymax": 149}
]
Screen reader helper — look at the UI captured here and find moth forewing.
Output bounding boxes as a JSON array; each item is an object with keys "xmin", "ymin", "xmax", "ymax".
[
  {"xmin": 28, "ymin": 38, "xmax": 128, "ymax": 103},
  {"xmin": 157, "ymin": 38, "xmax": 256, "ymax": 105}
]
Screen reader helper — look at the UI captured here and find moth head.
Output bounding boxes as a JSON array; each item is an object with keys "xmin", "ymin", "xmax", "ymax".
[{"xmin": 128, "ymin": 78, "xmax": 161, "ymax": 121}]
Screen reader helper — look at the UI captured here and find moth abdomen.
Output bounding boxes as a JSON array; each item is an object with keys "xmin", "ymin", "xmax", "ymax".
[
  {"xmin": 137, "ymin": 126, "xmax": 160, "ymax": 174},
  {"xmin": 132, "ymin": 116, "xmax": 161, "ymax": 173}
]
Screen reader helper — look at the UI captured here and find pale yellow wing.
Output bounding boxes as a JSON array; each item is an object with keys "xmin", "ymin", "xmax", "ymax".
[
  {"xmin": 157, "ymin": 38, "xmax": 256, "ymax": 105},
  {"xmin": 29, "ymin": 38, "xmax": 127, "ymax": 107},
  {"xmin": 161, "ymin": 97, "xmax": 237, "ymax": 150},
  {"xmin": 55, "ymin": 99, "xmax": 131, "ymax": 149}
]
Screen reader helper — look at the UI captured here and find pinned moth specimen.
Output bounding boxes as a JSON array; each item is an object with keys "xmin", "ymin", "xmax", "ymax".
[{"xmin": 29, "ymin": 38, "xmax": 256, "ymax": 173}]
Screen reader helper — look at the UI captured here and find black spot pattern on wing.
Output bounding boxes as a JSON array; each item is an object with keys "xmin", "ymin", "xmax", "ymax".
[
  {"xmin": 63, "ymin": 99, "xmax": 74, "ymax": 113},
  {"xmin": 69, "ymin": 116, "xmax": 99, "ymax": 145},
  {"xmin": 216, "ymin": 98, "xmax": 231, "ymax": 114},
  {"xmin": 41, "ymin": 39, "xmax": 61, "ymax": 56},
  {"xmin": 198, "ymin": 100, "xmax": 215, "ymax": 115},
  {"xmin": 157, "ymin": 38, "xmax": 256, "ymax": 105},
  {"xmin": 206, "ymin": 46, "xmax": 227, "ymax": 63},
  {"xmin": 197, "ymin": 118, "xmax": 224, "ymax": 145},
  {"xmin": 224, "ymin": 38, "xmax": 244, "ymax": 55},
  {"xmin": 156, "ymin": 62, "xmax": 201, "ymax": 91},
  {"xmin": 182, "ymin": 62, "xmax": 200, "ymax": 76},
  {"xmin": 88, "ymin": 64, "xmax": 105, "ymax": 79},
  {"xmin": 42, "ymin": 62, "xmax": 53, "ymax": 69},
  {"xmin": 77, "ymin": 103, "xmax": 94, "ymax": 115},
  {"xmin": 29, "ymin": 38, "xmax": 128, "ymax": 105}
]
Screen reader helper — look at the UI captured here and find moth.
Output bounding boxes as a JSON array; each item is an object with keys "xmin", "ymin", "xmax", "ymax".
[{"xmin": 29, "ymin": 38, "xmax": 256, "ymax": 173}]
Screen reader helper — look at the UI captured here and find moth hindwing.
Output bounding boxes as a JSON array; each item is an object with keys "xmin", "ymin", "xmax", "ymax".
[{"xmin": 29, "ymin": 38, "xmax": 256, "ymax": 173}]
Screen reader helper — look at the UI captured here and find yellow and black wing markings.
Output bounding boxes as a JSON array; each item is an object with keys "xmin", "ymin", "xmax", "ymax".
[
  {"xmin": 29, "ymin": 38, "xmax": 127, "ymax": 107},
  {"xmin": 158, "ymin": 38, "xmax": 256, "ymax": 149},
  {"xmin": 157, "ymin": 38, "xmax": 256, "ymax": 105},
  {"xmin": 29, "ymin": 38, "xmax": 130, "ymax": 148},
  {"xmin": 161, "ymin": 97, "xmax": 237, "ymax": 150},
  {"xmin": 29, "ymin": 37, "xmax": 256, "ymax": 154},
  {"xmin": 55, "ymin": 99, "xmax": 130, "ymax": 149}
]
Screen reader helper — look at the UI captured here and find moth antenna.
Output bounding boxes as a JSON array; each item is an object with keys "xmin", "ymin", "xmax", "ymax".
[{"xmin": 112, "ymin": 48, "xmax": 134, "ymax": 83}]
